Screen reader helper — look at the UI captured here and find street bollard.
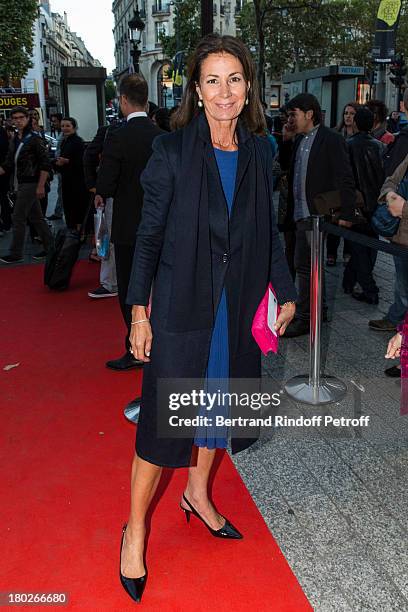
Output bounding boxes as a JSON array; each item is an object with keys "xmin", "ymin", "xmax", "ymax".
[{"xmin": 284, "ymin": 215, "xmax": 347, "ymax": 405}]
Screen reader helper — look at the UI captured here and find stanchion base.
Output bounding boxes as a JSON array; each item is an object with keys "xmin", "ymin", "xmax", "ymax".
[{"xmin": 284, "ymin": 375, "xmax": 347, "ymax": 405}]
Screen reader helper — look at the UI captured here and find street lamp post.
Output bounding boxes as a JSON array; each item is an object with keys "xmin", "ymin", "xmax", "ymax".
[
  {"xmin": 201, "ymin": 0, "xmax": 213, "ymax": 37},
  {"xmin": 128, "ymin": 6, "xmax": 145, "ymax": 73}
]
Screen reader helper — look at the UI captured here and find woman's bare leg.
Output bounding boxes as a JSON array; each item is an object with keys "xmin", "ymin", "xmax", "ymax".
[
  {"xmin": 181, "ymin": 446, "xmax": 225, "ymax": 530},
  {"xmin": 121, "ymin": 453, "xmax": 162, "ymax": 578}
]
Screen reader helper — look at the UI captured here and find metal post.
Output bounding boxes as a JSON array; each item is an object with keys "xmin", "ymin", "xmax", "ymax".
[
  {"xmin": 131, "ymin": 45, "xmax": 141, "ymax": 74},
  {"xmin": 374, "ymin": 64, "xmax": 386, "ymax": 103},
  {"xmin": 176, "ymin": 0, "xmax": 180, "ymax": 53},
  {"xmin": 310, "ymin": 215, "xmax": 322, "ymax": 389},
  {"xmin": 201, "ymin": 0, "xmax": 213, "ymax": 36},
  {"xmin": 284, "ymin": 216, "xmax": 347, "ymax": 405}
]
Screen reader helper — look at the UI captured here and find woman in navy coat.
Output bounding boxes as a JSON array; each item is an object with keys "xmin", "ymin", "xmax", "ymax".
[{"xmin": 119, "ymin": 34, "xmax": 297, "ymax": 602}]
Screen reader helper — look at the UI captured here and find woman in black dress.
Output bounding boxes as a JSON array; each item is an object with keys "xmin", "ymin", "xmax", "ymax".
[
  {"xmin": 120, "ymin": 34, "xmax": 297, "ymax": 603},
  {"xmin": 55, "ymin": 117, "xmax": 88, "ymax": 229}
]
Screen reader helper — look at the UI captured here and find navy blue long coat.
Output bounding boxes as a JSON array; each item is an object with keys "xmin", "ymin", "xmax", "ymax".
[{"xmin": 127, "ymin": 112, "xmax": 296, "ymax": 468}]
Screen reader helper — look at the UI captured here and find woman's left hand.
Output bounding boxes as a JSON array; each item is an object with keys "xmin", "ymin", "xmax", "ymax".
[
  {"xmin": 274, "ymin": 303, "xmax": 296, "ymax": 336},
  {"xmin": 385, "ymin": 332, "xmax": 402, "ymax": 359}
]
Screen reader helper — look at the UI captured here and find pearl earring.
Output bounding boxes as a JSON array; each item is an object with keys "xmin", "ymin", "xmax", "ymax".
[
  {"xmin": 245, "ymin": 97, "xmax": 249, "ymax": 106},
  {"xmin": 198, "ymin": 99, "xmax": 203, "ymax": 108}
]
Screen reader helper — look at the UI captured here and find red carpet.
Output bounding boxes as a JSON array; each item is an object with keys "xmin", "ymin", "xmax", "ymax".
[{"xmin": 1, "ymin": 262, "xmax": 311, "ymax": 611}]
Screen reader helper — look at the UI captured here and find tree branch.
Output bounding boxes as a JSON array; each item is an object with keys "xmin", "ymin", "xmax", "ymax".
[{"xmin": 264, "ymin": 0, "xmax": 323, "ymax": 13}]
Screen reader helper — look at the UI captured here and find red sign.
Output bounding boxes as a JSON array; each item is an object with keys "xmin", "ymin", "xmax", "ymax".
[{"xmin": 0, "ymin": 93, "xmax": 41, "ymax": 109}]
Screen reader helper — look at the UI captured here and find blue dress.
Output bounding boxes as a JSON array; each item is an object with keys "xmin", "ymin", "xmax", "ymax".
[{"xmin": 194, "ymin": 148, "xmax": 238, "ymax": 449}]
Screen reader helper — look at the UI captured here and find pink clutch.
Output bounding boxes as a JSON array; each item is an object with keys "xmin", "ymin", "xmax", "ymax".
[{"xmin": 251, "ymin": 283, "xmax": 281, "ymax": 355}]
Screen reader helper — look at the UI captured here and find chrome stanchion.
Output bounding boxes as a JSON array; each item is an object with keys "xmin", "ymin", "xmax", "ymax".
[{"xmin": 284, "ymin": 215, "xmax": 347, "ymax": 405}]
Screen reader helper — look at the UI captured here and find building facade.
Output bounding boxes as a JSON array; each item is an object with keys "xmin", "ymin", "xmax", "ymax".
[
  {"xmin": 21, "ymin": 1, "xmax": 101, "ymax": 122},
  {"xmin": 112, "ymin": 1, "xmax": 243, "ymax": 107}
]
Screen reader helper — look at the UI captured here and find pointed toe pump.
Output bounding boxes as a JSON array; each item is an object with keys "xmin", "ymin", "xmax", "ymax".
[
  {"xmin": 119, "ymin": 524, "xmax": 147, "ymax": 603},
  {"xmin": 180, "ymin": 493, "xmax": 243, "ymax": 540}
]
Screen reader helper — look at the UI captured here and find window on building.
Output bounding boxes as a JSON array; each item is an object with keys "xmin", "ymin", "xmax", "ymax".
[{"xmin": 155, "ymin": 21, "xmax": 168, "ymax": 44}]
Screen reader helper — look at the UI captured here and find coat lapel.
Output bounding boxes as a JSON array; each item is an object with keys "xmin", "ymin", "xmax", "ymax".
[
  {"xmin": 199, "ymin": 113, "xmax": 229, "ymax": 249},
  {"xmin": 232, "ymin": 141, "xmax": 251, "ymax": 209},
  {"xmin": 198, "ymin": 112, "xmax": 229, "ymax": 212},
  {"xmin": 203, "ymin": 142, "xmax": 230, "ymax": 244},
  {"xmin": 306, "ymin": 125, "xmax": 323, "ymax": 173},
  {"xmin": 203, "ymin": 142, "xmax": 228, "ymax": 207},
  {"xmin": 232, "ymin": 119, "xmax": 252, "ymax": 207},
  {"xmin": 230, "ymin": 119, "xmax": 253, "ymax": 231}
]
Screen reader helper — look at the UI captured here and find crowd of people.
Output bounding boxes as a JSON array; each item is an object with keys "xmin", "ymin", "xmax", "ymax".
[
  {"xmin": 2, "ymin": 32, "xmax": 408, "ymax": 602},
  {"xmin": 0, "ymin": 108, "xmax": 90, "ymax": 259},
  {"xmin": 271, "ymin": 92, "xmax": 408, "ymax": 381}
]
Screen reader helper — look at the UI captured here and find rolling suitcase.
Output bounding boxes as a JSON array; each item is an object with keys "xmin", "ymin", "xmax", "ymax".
[
  {"xmin": 44, "ymin": 200, "xmax": 93, "ymax": 290},
  {"xmin": 44, "ymin": 227, "xmax": 83, "ymax": 290}
]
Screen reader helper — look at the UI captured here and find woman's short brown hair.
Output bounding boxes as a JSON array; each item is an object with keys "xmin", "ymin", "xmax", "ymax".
[{"xmin": 172, "ymin": 34, "xmax": 266, "ymax": 135}]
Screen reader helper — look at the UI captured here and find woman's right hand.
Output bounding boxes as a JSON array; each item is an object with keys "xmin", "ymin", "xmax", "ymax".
[{"xmin": 129, "ymin": 306, "xmax": 152, "ymax": 362}]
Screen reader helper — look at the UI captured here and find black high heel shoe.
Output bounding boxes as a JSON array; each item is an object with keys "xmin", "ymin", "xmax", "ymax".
[
  {"xmin": 180, "ymin": 493, "xmax": 243, "ymax": 539},
  {"xmin": 119, "ymin": 524, "xmax": 147, "ymax": 603}
]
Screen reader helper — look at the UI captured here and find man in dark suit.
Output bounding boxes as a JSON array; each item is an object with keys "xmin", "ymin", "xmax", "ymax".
[
  {"xmin": 96, "ymin": 75, "xmax": 162, "ymax": 378},
  {"xmin": 281, "ymin": 93, "xmax": 356, "ymax": 337}
]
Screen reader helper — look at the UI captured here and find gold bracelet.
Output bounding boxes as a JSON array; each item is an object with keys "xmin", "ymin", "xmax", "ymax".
[
  {"xmin": 131, "ymin": 318, "xmax": 150, "ymax": 325},
  {"xmin": 280, "ymin": 301, "xmax": 296, "ymax": 308}
]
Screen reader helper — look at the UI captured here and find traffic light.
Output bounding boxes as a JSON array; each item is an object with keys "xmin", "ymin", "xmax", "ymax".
[{"xmin": 389, "ymin": 54, "xmax": 407, "ymax": 88}]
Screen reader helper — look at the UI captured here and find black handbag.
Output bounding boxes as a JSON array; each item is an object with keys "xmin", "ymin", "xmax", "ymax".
[{"xmin": 313, "ymin": 190, "xmax": 366, "ymax": 223}]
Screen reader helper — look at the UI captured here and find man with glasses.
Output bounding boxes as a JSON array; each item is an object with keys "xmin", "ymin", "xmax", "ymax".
[{"xmin": 0, "ymin": 106, "xmax": 52, "ymax": 264}]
